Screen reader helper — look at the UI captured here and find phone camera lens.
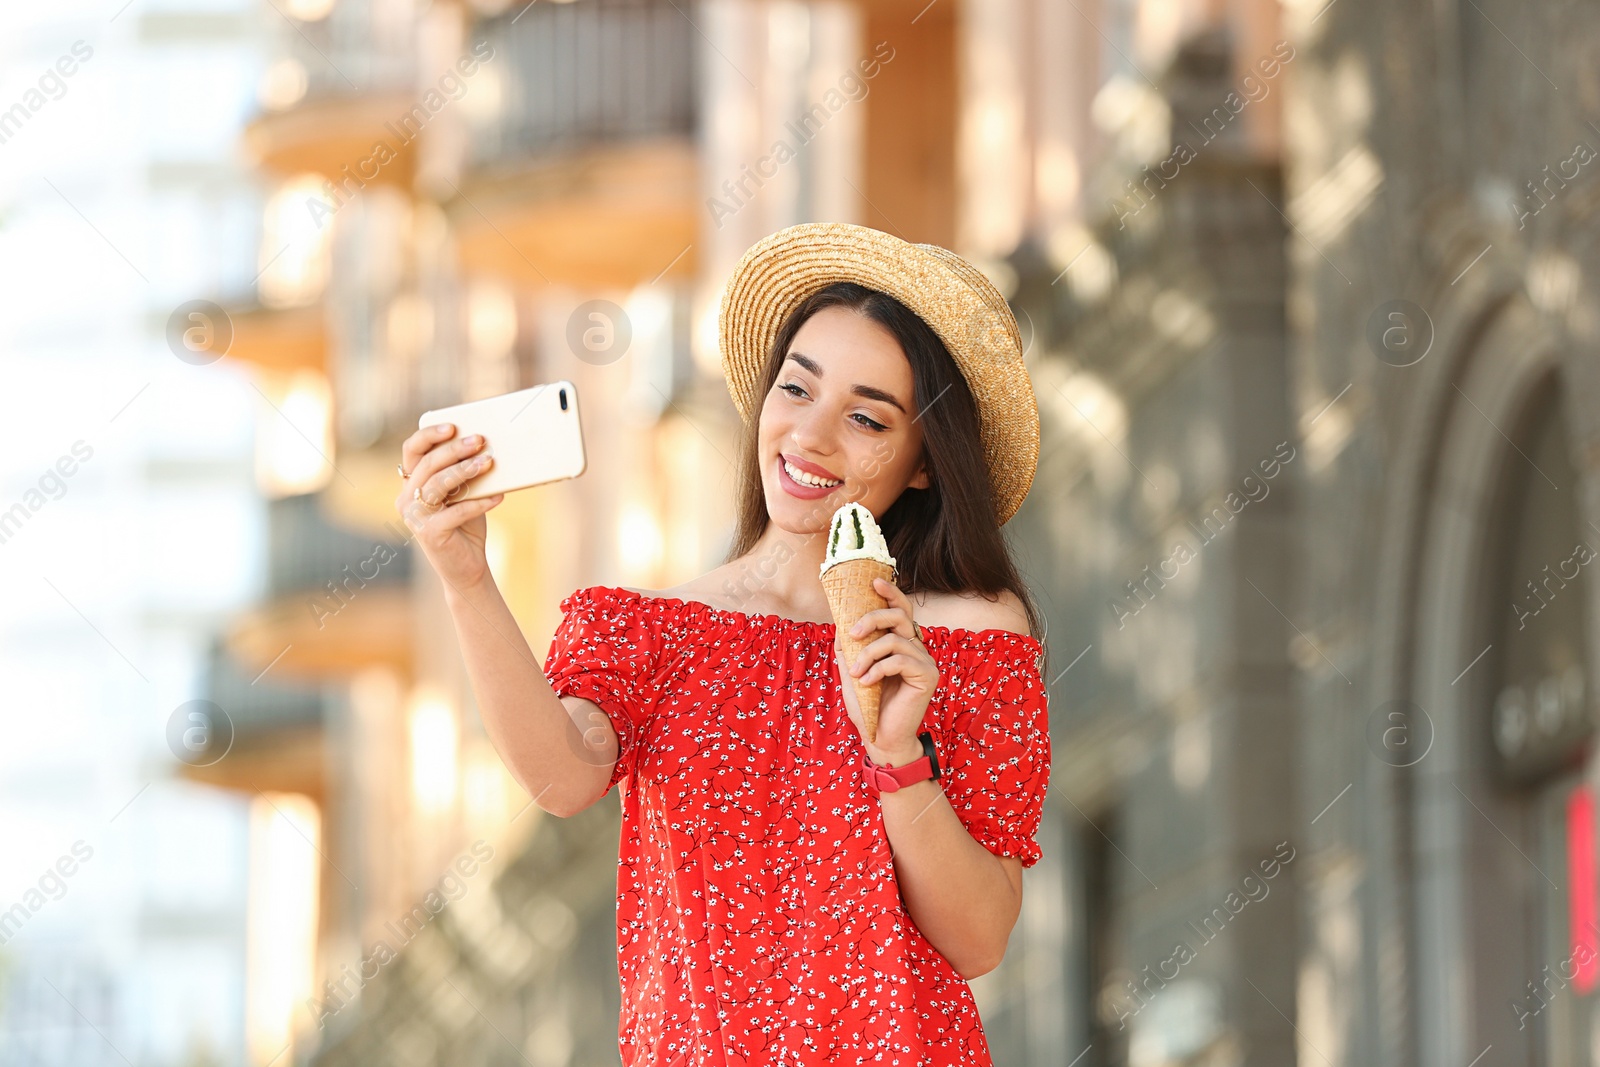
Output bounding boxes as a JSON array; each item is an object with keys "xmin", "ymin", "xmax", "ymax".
[{"xmin": 559, "ymin": 388, "xmax": 568, "ymax": 411}]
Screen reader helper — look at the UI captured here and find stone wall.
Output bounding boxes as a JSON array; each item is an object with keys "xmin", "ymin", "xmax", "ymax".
[
  {"xmin": 1000, "ymin": 79, "xmax": 1298, "ymax": 1057},
  {"xmin": 990, "ymin": 2, "xmax": 1600, "ymax": 1065},
  {"xmin": 1290, "ymin": 1, "xmax": 1600, "ymax": 1064}
]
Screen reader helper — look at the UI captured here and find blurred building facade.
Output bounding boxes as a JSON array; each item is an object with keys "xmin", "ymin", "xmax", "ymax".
[
  {"xmin": 1000, "ymin": 0, "xmax": 1600, "ymax": 1066},
  {"xmin": 197, "ymin": 0, "xmax": 1600, "ymax": 1066},
  {"xmin": 0, "ymin": 6, "xmax": 273, "ymax": 1066}
]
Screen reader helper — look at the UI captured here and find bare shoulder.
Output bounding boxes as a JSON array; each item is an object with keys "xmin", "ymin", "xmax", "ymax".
[
  {"xmin": 620, "ymin": 566, "xmax": 743, "ymax": 612},
  {"xmin": 915, "ymin": 587, "xmax": 1031, "ymax": 637},
  {"xmin": 624, "ymin": 563, "xmax": 768, "ymax": 614}
]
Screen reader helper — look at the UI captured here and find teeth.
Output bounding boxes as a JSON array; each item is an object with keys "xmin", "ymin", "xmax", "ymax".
[{"xmin": 783, "ymin": 459, "xmax": 841, "ymax": 488}]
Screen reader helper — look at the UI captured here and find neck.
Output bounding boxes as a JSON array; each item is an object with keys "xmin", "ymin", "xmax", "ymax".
[{"xmin": 729, "ymin": 518, "xmax": 833, "ymax": 619}]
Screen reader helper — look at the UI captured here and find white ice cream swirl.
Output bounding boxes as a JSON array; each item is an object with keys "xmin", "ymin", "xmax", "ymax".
[{"xmin": 819, "ymin": 501, "xmax": 896, "ymax": 577}]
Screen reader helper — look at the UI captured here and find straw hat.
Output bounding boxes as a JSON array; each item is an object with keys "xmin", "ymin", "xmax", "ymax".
[{"xmin": 718, "ymin": 222, "xmax": 1040, "ymax": 525}]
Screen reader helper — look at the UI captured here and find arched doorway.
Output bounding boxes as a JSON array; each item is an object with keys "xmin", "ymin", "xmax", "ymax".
[
  {"xmin": 1472, "ymin": 374, "xmax": 1595, "ymax": 1059},
  {"xmin": 1410, "ymin": 298, "xmax": 1596, "ymax": 1066}
]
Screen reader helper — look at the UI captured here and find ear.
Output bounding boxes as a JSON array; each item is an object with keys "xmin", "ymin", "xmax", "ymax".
[{"xmin": 907, "ymin": 461, "xmax": 931, "ymax": 491}]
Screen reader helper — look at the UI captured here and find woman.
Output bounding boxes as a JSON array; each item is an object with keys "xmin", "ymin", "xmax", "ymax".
[{"xmin": 395, "ymin": 222, "xmax": 1051, "ymax": 1065}]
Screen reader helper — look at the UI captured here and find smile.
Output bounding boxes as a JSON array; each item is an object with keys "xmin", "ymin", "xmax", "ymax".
[{"xmin": 782, "ymin": 458, "xmax": 842, "ymax": 488}]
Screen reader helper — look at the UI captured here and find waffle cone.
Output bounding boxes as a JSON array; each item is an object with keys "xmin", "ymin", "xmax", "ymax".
[{"xmin": 823, "ymin": 557, "xmax": 895, "ymax": 742}]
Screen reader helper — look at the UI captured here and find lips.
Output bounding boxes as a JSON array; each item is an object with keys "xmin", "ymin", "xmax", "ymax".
[{"xmin": 777, "ymin": 455, "xmax": 843, "ymax": 498}]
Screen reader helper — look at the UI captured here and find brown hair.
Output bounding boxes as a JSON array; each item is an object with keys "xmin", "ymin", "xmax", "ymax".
[{"xmin": 723, "ymin": 281, "xmax": 1046, "ymax": 656}]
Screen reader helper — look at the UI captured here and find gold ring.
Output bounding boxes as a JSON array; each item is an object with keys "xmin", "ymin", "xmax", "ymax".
[
  {"xmin": 397, "ymin": 463, "xmax": 410, "ymax": 479},
  {"xmin": 911, "ymin": 619, "xmax": 922, "ymax": 643},
  {"xmin": 414, "ymin": 486, "xmax": 438, "ymax": 510}
]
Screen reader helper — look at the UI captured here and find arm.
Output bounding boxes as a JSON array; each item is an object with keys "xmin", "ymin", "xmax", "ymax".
[
  {"xmin": 872, "ymin": 748, "xmax": 1024, "ymax": 979},
  {"xmin": 838, "ymin": 579, "xmax": 1036, "ymax": 979},
  {"xmin": 442, "ymin": 576, "xmax": 617, "ymax": 818},
  {"xmin": 396, "ymin": 421, "xmax": 617, "ymax": 819}
]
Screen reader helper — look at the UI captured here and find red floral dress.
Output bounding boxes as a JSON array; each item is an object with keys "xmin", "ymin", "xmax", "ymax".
[{"xmin": 542, "ymin": 585, "xmax": 1051, "ymax": 1066}]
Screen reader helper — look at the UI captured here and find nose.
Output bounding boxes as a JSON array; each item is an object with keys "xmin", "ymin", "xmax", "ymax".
[{"xmin": 789, "ymin": 401, "xmax": 837, "ymax": 459}]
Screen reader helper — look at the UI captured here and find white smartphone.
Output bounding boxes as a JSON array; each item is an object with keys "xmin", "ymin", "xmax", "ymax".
[{"xmin": 418, "ymin": 381, "xmax": 588, "ymax": 502}]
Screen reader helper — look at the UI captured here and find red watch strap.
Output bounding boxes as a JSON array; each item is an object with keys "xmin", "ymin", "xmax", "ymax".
[{"xmin": 862, "ymin": 750, "xmax": 935, "ymax": 794}]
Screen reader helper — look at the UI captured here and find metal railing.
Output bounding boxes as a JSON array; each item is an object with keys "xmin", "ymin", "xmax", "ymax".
[
  {"xmin": 201, "ymin": 635, "xmax": 326, "ymax": 739},
  {"xmin": 284, "ymin": 0, "xmax": 417, "ymax": 100},
  {"xmin": 264, "ymin": 491, "xmax": 413, "ymax": 601},
  {"xmin": 469, "ymin": 0, "xmax": 697, "ymax": 168}
]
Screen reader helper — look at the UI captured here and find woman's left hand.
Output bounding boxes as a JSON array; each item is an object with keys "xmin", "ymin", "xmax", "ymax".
[{"xmin": 835, "ymin": 577, "xmax": 939, "ymax": 764}]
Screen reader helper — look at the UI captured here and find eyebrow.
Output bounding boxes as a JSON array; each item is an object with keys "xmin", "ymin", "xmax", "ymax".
[{"xmin": 784, "ymin": 352, "xmax": 909, "ymax": 415}]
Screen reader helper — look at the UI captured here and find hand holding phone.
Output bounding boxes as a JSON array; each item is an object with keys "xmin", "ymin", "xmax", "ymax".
[{"xmin": 418, "ymin": 381, "xmax": 588, "ymax": 503}]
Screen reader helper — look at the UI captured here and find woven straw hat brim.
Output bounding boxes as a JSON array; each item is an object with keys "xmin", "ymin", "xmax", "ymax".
[{"xmin": 718, "ymin": 222, "xmax": 1039, "ymax": 526}]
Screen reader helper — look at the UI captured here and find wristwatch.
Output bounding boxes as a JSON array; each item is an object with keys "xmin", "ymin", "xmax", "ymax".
[{"xmin": 863, "ymin": 732, "xmax": 941, "ymax": 796}]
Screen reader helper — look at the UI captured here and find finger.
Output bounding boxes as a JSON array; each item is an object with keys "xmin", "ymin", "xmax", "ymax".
[
  {"xmin": 405, "ymin": 432, "xmax": 486, "ymax": 499},
  {"xmin": 397, "ymin": 430, "xmax": 478, "ymax": 513},
  {"xmin": 867, "ymin": 579, "xmax": 919, "ymax": 635},
  {"xmin": 858, "ymin": 652, "xmax": 926, "ymax": 688},
  {"xmin": 416, "ymin": 431, "xmax": 483, "ymax": 486},
  {"xmin": 401, "ymin": 422, "xmax": 456, "ymax": 476},
  {"xmin": 417, "ymin": 451, "xmax": 494, "ymax": 511},
  {"xmin": 415, "ymin": 491, "xmax": 505, "ymax": 534},
  {"xmin": 835, "ymin": 648, "xmax": 862, "ymax": 717},
  {"xmin": 852, "ymin": 632, "xmax": 922, "ymax": 676},
  {"xmin": 848, "ymin": 607, "xmax": 914, "ymax": 641},
  {"xmin": 400, "ymin": 463, "xmax": 489, "ymax": 528},
  {"xmin": 873, "ymin": 576, "xmax": 909, "ymax": 608}
]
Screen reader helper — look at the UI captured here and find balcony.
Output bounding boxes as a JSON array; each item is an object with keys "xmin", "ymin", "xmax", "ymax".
[
  {"xmin": 224, "ymin": 492, "xmax": 415, "ymax": 684},
  {"xmin": 222, "ymin": 304, "xmax": 329, "ymax": 375},
  {"xmin": 181, "ymin": 636, "xmax": 329, "ymax": 799},
  {"xmin": 243, "ymin": 0, "xmax": 418, "ymax": 184},
  {"xmin": 245, "ymin": 93, "xmax": 419, "ymax": 186},
  {"xmin": 452, "ymin": 0, "xmax": 700, "ymax": 289}
]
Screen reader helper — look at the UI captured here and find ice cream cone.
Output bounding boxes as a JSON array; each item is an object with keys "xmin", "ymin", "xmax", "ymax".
[
  {"xmin": 824, "ymin": 557, "xmax": 894, "ymax": 742},
  {"xmin": 821, "ymin": 502, "xmax": 898, "ymax": 743}
]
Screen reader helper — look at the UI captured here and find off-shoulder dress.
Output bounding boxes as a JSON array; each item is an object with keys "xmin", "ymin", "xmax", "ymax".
[{"xmin": 542, "ymin": 585, "xmax": 1051, "ymax": 1067}]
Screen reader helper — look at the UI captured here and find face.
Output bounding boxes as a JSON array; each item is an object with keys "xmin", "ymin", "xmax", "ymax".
[{"xmin": 757, "ymin": 305, "xmax": 930, "ymax": 532}]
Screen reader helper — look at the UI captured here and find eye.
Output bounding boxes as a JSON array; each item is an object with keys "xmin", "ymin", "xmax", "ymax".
[
  {"xmin": 852, "ymin": 413, "xmax": 887, "ymax": 431},
  {"xmin": 778, "ymin": 382, "xmax": 807, "ymax": 399}
]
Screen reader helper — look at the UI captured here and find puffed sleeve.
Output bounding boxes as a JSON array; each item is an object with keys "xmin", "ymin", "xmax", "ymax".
[
  {"xmin": 931, "ymin": 633, "xmax": 1052, "ymax": 868},
  {"xmin": 543, "ymin": 587, "xmax": 666, "ymax": 793}
]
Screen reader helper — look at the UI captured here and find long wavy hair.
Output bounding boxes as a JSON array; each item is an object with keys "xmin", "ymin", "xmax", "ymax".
[{"xmin": 723, "ymin": 281, "xmax": 1045, "ymax": 653}]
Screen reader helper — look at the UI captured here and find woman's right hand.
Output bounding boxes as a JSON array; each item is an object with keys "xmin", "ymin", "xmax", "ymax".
[{"xmin": 395, "ymin": 422, "xmax": 505, "ymax": 593}]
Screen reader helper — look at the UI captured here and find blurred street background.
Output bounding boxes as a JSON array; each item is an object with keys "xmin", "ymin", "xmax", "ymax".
[{"xmin": 3, "ymin": 0, "xmax": 1600, "ymax": 1064}]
